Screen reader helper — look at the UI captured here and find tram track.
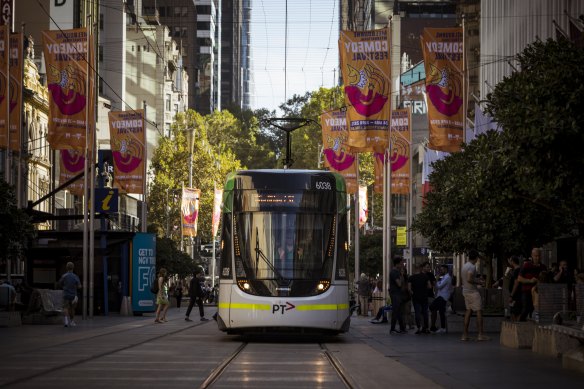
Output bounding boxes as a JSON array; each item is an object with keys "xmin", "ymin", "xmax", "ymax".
[{"xmin": 199, "ymin": 341, "xmax": 357, "ymax": 389}]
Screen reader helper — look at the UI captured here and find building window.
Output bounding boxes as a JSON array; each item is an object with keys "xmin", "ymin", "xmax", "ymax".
[
  {"xmin": 99, "ymin": 14, "xmax": 103, "ymax": 30},
  {"xmin": 174, "ymin": 27, "xmax": 181, "ymax": 37},
  {"xmin": 166, "ymin": 94, "xmax": 171, "ymax": 111},
  {"xmin": 196, "ymin": 5, "xmax": 211, "ymax": 14},
  {"xmin": 182, "ymin": 27, "xmax": 187, "ymax": 37},
  {"xmin": 158, "ymin": 6, "xmax": 166, "ymax": 17},
  {"xmin": 182, "ymin": 7, "xmax": 188, "ymax": 16},
  {"xmin": 174, "ymin": 6, "xmax": 181, "ymax": 16},
  {"xmin": 98, "ymin": 45, "xmax": 103, "ymax": 62},
  {"xmin": 197, "ymin": 22, "xmax": 211, "ymax": 30}
]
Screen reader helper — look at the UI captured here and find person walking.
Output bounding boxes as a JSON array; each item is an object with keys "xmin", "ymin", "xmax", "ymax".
[
  {"xmin": 356, "ymin": 273, "xmax": 372, "ymax": 316},
  {"xmin": 58, "ymin": 261, "xmax": 81, "ymax": 327},
  {"xmin": 430, "ymin": 264, "xmax": 454, "ymax": 333},
  {"xmin": 174, "ymin": 280, "xmax": 184, "ymax": 310},
  {"xmin": 185, "ymin": 269, "xmax": 209, "ymax": 322},
  {"xmin": 389, "ymin": 257, "xmax": 407, "ymax": 334},
  {"xmin": 154, "ymin": 268, "xmax": 170, "ymax": 323},
  {"xmin": 461, "ymin": 250, "xmax": 489, "ymax": 341}
]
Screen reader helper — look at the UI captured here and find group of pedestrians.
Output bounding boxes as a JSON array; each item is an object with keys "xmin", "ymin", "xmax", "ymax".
[
  {"xmin": 386, "ymin": 258, "xmax": 454, "ymax": 335},
  {"xmin": 154, "ymin": 268, "xmax": 210, "ymax": 323}
]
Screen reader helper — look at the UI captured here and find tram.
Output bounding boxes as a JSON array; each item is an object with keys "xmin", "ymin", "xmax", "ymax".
[{"xmin": 216, "ymin": 169, "xmax": 351, "ymax": 334}]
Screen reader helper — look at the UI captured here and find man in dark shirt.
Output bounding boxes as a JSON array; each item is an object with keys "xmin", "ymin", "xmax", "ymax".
[
  {"xmin": 185, "ymin": 269, "xmax": 209, "ymax": 322},
  {"xmin": 58, "ymin": 262, "xmax": 81, "ymax": 327},
  {"xmin": 409, "ymin": 263, "xmax": 431, "ymax": 334},
  {"xmin": 389, "ymin": 257, "xmax": 406, "ymax": 334}
]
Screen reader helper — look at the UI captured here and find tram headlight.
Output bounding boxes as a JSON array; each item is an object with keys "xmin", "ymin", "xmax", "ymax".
[
  {"xmin": 237, "ymin": 279, "xmax": 252, "ymax": 292},
  {"xmin": 316, "ymin": 280, "xmax": 331, "ymax": 294}
]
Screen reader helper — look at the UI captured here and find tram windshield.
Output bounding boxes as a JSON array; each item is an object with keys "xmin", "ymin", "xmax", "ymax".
[{"xmin": 234, "ymin": 189, "xmax": 336, "ymax": 296}]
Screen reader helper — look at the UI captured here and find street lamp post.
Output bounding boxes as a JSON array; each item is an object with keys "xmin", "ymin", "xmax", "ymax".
[{"xmin": 186, "ymin": 128, "xmax": 195, "ymax": 260}]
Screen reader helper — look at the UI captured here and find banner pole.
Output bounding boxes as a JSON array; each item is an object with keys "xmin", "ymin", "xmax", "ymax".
[
  {"xmin": 89, "ymin": 16, "xmax": 96, "ymax": 318},
  {"xmin": 82, "ymin": 16, "xmax": 91, "ymax": 320}
]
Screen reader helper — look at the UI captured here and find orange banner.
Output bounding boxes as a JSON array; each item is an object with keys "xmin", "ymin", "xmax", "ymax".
[
  {"xmin": 339, "ymin": 28, "xmax": 391, "ymax": 153},
  {"xmin": 421, "ymin": 27, "xmax": 464, "ymax": 152},
  {"xmin": 8, "ymin": 33, "xmax": 22, "ymax": 152},
  {"xmin": 59, "ymin": 149, "xmax": 84, "ymax": 196},
  {"xmin": 182, "ymin": 187, "xmax": 201, "ymax": 237},
  {"xmin": 0, "ymin": 26, "xmax": 7, "ymax": 148},
  {"xmin": 108, "ymin": 110, "xmax": 145, "ymax": 194},
  {"xmin": 42, "ymin": 28, "xmax": 95, "ymax": 150},
  {"xmin": 212, "ymin": 186, "xmax": 223, "ymax": 237},
  {"xmin": 374, "ymin": 109, "xmax": 412, "ymax": 195},
  {"xmin": 321, "ymin": 110, "xmax": 357, "ymax": 194}
]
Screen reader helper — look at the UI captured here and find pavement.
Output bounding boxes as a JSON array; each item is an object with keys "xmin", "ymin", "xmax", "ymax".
[{"xmin": 1, "ymin": 306, "xmax": 584, "ymax": 388}]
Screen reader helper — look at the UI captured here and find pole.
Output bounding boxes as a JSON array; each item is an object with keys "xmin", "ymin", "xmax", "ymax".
[
  {"xmin": 354, "ymin": 155, "xmax": 360, "ymax": 282},
  {"xmin": 382, "ymin": 148, "xmax": 388, "ymax": 302},
  {"xmin": 5, "ymin": 23, "xmax": 10, "ymax": 184},
  {"xmin": 89, "ymin": 18, "xmax": 97, "ymax": 318},
  {"xmin": 142, "ymin": 101, "xmax": 147, "ymax": 233},
  {"xmin": 17, "ymin": 26, "xmax": 24, "ymax": 209},
  {"xmin": 188, "ymin": 128, "xmax": 194, "ymax": 260},
  {"xmin": 82, "ymin": 15, "xmax": 91, "ymax": 320}
]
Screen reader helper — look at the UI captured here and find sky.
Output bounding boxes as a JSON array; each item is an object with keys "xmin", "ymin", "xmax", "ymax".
[{"xmin": 250, "ymin": 0, "xmax": 340, "ymax": 112}]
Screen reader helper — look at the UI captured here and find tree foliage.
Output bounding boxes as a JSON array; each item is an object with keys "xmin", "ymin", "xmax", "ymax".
[
  {"xmin": 412, "ymin": 38, "xmax": 584, "ymax": 259},
  {"xmin": 0, "ymin": 181, "xmax": 35, "ymax": 264}
]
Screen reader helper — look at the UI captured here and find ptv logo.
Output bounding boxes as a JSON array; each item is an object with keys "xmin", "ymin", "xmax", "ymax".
[{"xmin": 272, "ymin": 302, "xmax": 295, "ymax": 314}]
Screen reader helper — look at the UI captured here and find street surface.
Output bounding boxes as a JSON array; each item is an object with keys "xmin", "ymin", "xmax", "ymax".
[{"xmin": 1, "ymin": 306, "xmax": 583, "ymax": 388}]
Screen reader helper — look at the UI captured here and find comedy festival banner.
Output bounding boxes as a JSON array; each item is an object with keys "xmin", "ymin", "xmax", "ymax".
[
  {"xmin": 0, "ymin": 25, "xmax": 8, "ymax": 148},
  {"xmin": 59, "ymin": 149, "xmax": 85, "ymax": 196},
  {"xmin": 212, "ymin": 186, "xmax": 223, "ymax": 237},
  {"xmin": 374, "ymin": 109, "xmax": 412, "ymax": 195},
  {"xmin": 339, "ymin": 28, "xmax": 391, "ymax": 153},
  {"xmin": 108, "ymin": 110, "xmax": 145, "ymax": 194},
  {"xmin": 320, "ymin": 110, "xmax": 357, "ymax": 194},
  {"xmin": 0, "ymin": 28, "xmax": 23, "ymax": 151},
  {"xmin": 421, "ymin": 27, "xmax": 464, "ymax": 153},
  {"xmin": 182, "ymin": 187, "xmax": 201, "ymax": 238},
  {"xmin": 42, "ymin": 28, "xmax": 95, "ymax": 150}
]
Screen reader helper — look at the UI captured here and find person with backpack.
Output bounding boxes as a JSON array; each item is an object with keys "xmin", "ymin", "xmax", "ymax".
[
  {"xmin": 154, "ymin": 268, "xmax": 169, "ymax": 323},
  {"xmin": 185, "ymin": 269, "xmax": 209, "ymax": 322}
]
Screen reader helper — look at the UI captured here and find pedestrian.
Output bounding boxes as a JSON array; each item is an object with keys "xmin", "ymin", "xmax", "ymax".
[
  {"xmin": 401, "ymin": 266, "xmax": 415, "ymax": 330},
  {"xmin": 507, "ymin": 256, "xmax": 523, "ymax": 322},
  {"xmin": 154, "ymin": 268, "xmax": 170, "ymax": 323},
  {"xmin": 174, "ymin": 280, "xmax": 184, "ymax": 310},
  {"xmin": 423, "ymin": 261, "xmax": 437, "ymax": 307},
  {"xmin": 185, "ymin": 269, "xmax": 209, "ymax": 322},
  {"xmin": 461, "ymin": 250, "xmax": 489, "ymax": 341},
  {"xmin": 389, "ymin": 257, "xmax": 407, "ymax": 334},
  {"xmin": 430, "ymin": 264, "xmax": 454, "ymax": 333},
  {"xmin": 408, "ymin": 263, "xmax": 431, "ymax": 334},
  {"xmin": 518, "ymin": 247, "xmax": 547, "ymax": 321},
  {"xmin": 356, "ymin": 273, "xmax": 372, "ymax": 316},
  {"xmin": 57, "ymin": 261, "xmax": 81, "ymax": 327}
]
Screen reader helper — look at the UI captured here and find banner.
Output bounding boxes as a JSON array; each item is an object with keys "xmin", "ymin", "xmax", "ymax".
[
  {"xmin": 358, "ymin": 184, "xmax": 368, "ymax": 228},
  {"xmin": 212, "ymin": 185, "xmax": 223, "ymax": 237},
  {"xmin": 321, "ymin": 109, "xmax": 357, "ymax": 194},
  {"xmin": 339, "ymin": 28, "xmax": 391, "ymax": 153},
  {"xmin": 182, "ymin": 187, "xmax": 200, "ymax": 237},
  {"xmin": 421, "ymin": 27, "xmax": 464, "ymax": 152},
  {"xmin": 374, "ymin": 109, "xmax": 412, "ymax": 194},
  {"xmin": 7, "ymin": 32, "xmax": 21, "ymax": 151},
  {"xmin": 466, "ymin": 104, "xmax": 500, "ymax": 143},
  {"xmin": 42, "ymin": 28, "xmax": 95, "ymax": 150},
  {"xmin": 397, "ymin": 226, "xmax": 407, "ymax": 246},
  {"xmin": 0, "ymin": 25, "xmax": 7, "ymax": 147},
  {"xmin": 59, "ymin": 149, "xmax": 84, "ymax": 196},
  {"xmin": 422, "ymin": 149, "xmax": 449, "ymax": 199},
  {"xmin": 108, "ymin": 110, "xmax": 145, "ymax": 194}
]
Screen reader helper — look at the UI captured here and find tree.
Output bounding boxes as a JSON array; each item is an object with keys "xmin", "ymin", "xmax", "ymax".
[
  {"xmin": 0, "ymin": 181, "xmax": 35, "ymax": 270},
  {"xmin": 412, "ymin": 38, "xmax": 583, "ymax": 264},
  {"xmin": 148, "ymin": 110, "xmax": 242, "ymax": 254},
  {"xmin": 486, "ymin": 37, "xmax": 584, "ymax": 237}
]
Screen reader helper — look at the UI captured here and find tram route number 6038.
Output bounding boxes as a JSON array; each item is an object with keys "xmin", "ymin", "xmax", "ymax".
[{"xmin": 315, "ymin": 181, "xmax": 332, "ymax": 190}]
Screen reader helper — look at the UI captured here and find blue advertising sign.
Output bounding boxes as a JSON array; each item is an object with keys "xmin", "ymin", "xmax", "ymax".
[{"xmin": 131, "ymin": 233, "xmax": 156, "ymax": 312}]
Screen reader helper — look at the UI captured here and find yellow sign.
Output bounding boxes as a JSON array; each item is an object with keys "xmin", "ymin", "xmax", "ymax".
[{"xmin": 397, "ymin": 226, "xmax": 407, "ymax": 246}]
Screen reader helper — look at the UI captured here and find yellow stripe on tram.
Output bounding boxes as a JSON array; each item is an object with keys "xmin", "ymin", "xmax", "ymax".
[
  {"xmin": 218, "ymin": 302, "xmax": 271, "ymax": 310},
  {"xmin": 296, "ymin": 304, "xmax": 349, "ymax": 311}
]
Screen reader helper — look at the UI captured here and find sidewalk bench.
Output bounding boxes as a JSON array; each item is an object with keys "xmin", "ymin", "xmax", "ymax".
[{"xmin": 536, "ymin": 324, "xmax": 584, "ymax": 373}]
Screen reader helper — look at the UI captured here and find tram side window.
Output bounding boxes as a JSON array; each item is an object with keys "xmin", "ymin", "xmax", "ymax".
[
  {"xmin": 219, "ymin": 214, "xmax": 232, "ymax": 279},
  {"xmin": 336, "ymin": 216, "xmax": 348, "ymax": 280}
]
